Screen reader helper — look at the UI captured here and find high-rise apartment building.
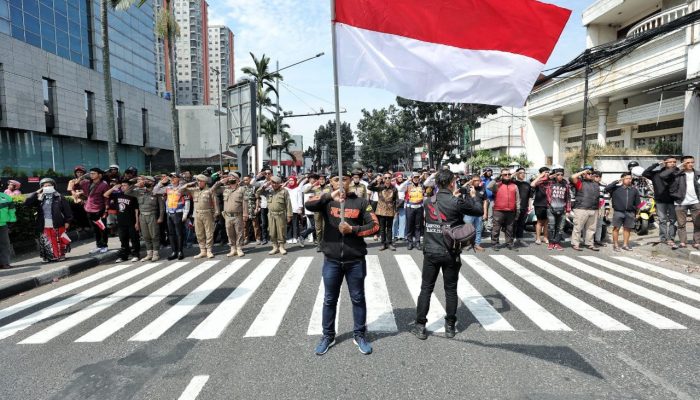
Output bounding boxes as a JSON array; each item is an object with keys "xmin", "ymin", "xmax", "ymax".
[
  {"xmin": 173, "ymin": 0, "xmax": 210, "ymax": 105},
  {"xmin": 207, "ymin": 25, "xmax": 234, "ymax": 107},
  {"xmin": 0, "ymin": 0, "xmax": 173, "ymax": 174}
]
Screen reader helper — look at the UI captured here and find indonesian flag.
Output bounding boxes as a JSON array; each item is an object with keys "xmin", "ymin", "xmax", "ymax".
[{"xmin": 334, "ymin": 0, "xmax": 571, "ymax": 107}]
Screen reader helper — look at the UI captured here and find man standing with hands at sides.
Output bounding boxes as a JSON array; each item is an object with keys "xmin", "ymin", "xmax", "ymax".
[
  {"xmin": 104, "ymin": 180, "xmax": 140, "ymax": 263},
  {"xmin": 644, "ymin": 156, "xmax": 679, "ymax": 249},
  {"xmin": 668, "ymin": 155, "xmax": 700, "ymax": 249},
  {"xmin": 460, "ymin": 174, "xmax": 488, "ymax": 251},
  {"xmin": 487, "ymin": 169, "xmax": 520, "ymax": 250},
  {"xmin": 513, "ymin": 167, "xmax": 532, "ymax": 248},
  {"xmin": 181, "ymin": 175, "xmax": 220, "ymax": 259},
  {"xmin": 606, "ymin": 172, "xmax": 641, "ymax": 251},
  {"xmin": 368, "ymin": 172, "xmax": 398, "ymax": 251},
  {"xmin": 212, "ymin": 173, "xmax": 248, "ymax": 257},
  {"xmin": 125, "ymin": 176, "xmax": 164, "ymax": 261},
  {"xmin": 305, "ymin": 171, "xmax": 379, "ymax": 355},
  {"xmin": 257, "ymin": 176, "xmax": 292, "ymax": 255},
  {"xmin": 570, "ymin": 167, "xmax": 601, "ymax": 252},
  {"xmin": 411, "ymin": 170, "xmax": 483, "ymax": 340},
  {"xmin": 154, "ymin": 173, "xmax": 187, "ymax": 260},
  {"xmin": 531, "ymin": 167, "xmax": 551, "ymax": 245}
]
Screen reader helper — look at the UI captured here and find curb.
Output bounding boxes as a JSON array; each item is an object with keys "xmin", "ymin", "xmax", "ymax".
[
  {"xmin": 0, "ymin": 250, "xmax": 120, "ymax": 301},
  {"xmin": 692, "ymin": 252, "xmax": 700, "ymax": 265}
]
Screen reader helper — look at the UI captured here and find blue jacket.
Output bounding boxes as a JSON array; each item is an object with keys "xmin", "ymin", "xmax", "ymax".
[{"xmin": 481, "ymin": 176, "xmax": 493, "ymax": 201}]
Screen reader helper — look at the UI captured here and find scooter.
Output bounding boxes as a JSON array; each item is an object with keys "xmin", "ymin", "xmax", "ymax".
[{"xmin": 635, "ymin": 197, "xmax": 656, "ymax": 236}]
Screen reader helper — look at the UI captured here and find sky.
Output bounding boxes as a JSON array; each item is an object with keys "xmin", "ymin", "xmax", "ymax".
[{"xmin": 207, "ymin": 0, "xmax": 591, "ymax": 151}]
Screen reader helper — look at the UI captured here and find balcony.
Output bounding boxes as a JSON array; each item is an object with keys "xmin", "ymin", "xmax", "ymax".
[
  {"xmin": 627, "ymin": 4, "xmax": 688, "ymax": 37},
  {"xmin": 475, "ymin": 135, "xmax": 525, "ymax": 151}
]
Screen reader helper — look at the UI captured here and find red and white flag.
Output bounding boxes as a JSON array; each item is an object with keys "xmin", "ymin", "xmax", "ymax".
[{"xmin": 334, "ymin": 0, "xmax": 571, "ymax": 106}]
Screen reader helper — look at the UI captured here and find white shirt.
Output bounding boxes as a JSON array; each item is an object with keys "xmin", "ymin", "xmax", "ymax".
[
  {"xmin": 679, "ymin": 171, "xmax": 699, "ymax": 206},
  {"xmin": 285, "ymin": 186, "xmax": 304, "ymax": 214},
  {"xmin": 301, "ymin": 183, "xmax": 315, "ymax": 215}
]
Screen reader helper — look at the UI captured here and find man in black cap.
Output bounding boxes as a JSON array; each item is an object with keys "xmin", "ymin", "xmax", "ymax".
[
  {"xmin": 305, "ymin": 170, "xmax": 379, "ymax": 356},
  {"xmin": 123, "ymin": 166, "xmax": 138, "ymax": 182}
]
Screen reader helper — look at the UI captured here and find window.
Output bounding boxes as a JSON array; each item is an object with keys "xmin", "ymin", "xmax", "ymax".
[
  {"xmin": 84, "ymin": 91, "xmax": 94, "ymax": 139},
  {"xmin": 42, "ymin": 77, "xmax": 56, "ymax": 133},
  {"xmin": 141, "ymin": 108, "xmax": 149, "ymax": 146},
  {"xmin": 116, "ymin": 100, "xmax": 124, "ymax": 143}
]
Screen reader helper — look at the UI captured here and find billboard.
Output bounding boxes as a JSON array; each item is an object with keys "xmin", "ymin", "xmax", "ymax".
[{"xmin": 227, "ymin": 80, "xmax": 257, "ymax": 146}]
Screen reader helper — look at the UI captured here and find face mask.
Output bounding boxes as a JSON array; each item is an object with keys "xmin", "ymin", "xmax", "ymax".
[{"xmin": 43, "ymin": 186, "xmax": 56, "ymax": 194}]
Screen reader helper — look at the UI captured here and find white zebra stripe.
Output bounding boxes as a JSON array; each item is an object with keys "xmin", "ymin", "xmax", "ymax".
[{"xmin": 395, "ymin": 254, "xmax": 445, "ymax": 332}]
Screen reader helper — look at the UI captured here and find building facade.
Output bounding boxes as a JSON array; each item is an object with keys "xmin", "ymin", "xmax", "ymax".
[
  {"xmin": 0, "ymin": 0, "xmax": 173, "ymax": 175},
  {"xmin": 526, "ymin": 0, "xmax": 700, "ymax": 167},
  {"xmin": 173, "ymin": 0, "xmax": 209, "ymax": 105},
  {"xmin": 473, "ymin": 107, "xmax": 528, "ymax": 158},
  {"xmin": 207, "ymin": 25, "xmax": 234, "ymax": 107}
]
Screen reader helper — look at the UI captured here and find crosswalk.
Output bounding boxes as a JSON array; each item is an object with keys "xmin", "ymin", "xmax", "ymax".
[{"xmin": 0, "ymin": 252, "xmax": 698, "ymax": 345}]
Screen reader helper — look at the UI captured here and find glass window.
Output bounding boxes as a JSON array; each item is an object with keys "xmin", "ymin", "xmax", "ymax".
[
  {"xmin": 54, "ymin": 11, "xmax": 66, "ymax": 30},
  {"xmin": 66, "ymin": 3, "xmax": 77, "ymax": 21},
  {"xmin": 141, "ymin": 108, "xmax": 148, "ymax": 145},
  {"xmin": 22, "ymin": 0, "xmax": 39, "ymax": 16},
  {"xmin": 0, "ymin": 19, "xmax": 9, "ymax": 34},
  {"xmin": 69, "ymin": 33, "xmax": 79, "ymax": 50},
  {"xmin": 68, "ymin": 19, "xmax": 78, "ymax": 35},
  {"xmin": 24, "ymin": 13, "xmax": 40, "ymax": 34},
  {"xmin": 55, "ymin": 27, "xmax": 67, "ymax": 44},
  {"xmin": 25, "ymin": 31, "xmax": 41, "ymax": 46},
  {"xmin": 10, "ymin": 23, "xmax": 22, "ymax": 39},
  {"xmin": 40, "ymin": 22, "xmax": 55, "ymax": 41},
  {"xmin": 116, "ymin": 100, "xmax": 125, "ymax": 142},
  {"xmin": 70, "ymin": 50, "xmax": 80, "ymax": 63},
  {"xmin": 9, "ymin": 5, "xmax": 22, "ymax": 26},
  {"xmin": 56, "ymin": 44, "xmax": 69, "ymax": 58},
  {"xmin": 41, "ymin": 39, "xmax": 55, "ymax": 53},
  {"xmin": 0, "ymin": 0, "xmax": 9, "ymax": 20},
  {"xmin": 39, "ymin": 3, "xmax": 52, "ymax": 23},
  {"xmin": 53, "ymin": 0, "xmax": 65, "ymax": 14}
]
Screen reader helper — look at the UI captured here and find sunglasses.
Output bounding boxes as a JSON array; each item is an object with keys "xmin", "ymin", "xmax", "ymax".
[{"xmin": 501, "ymin": 173, "xmax": 511, "ymax": 176}]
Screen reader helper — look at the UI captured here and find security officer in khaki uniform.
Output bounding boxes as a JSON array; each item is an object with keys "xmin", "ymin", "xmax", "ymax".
[
  {"xmin": 349, "ymin": 170, "xmax": 368, "ymax": 199},
  {"xmin": 212, "ymin": 172, "xmax": 248, "ymax": 257},
  {"xmin": 304, "ymin": 174, "xmax": 332, "ymax": 252},
  {"xmin": 257, "ymin": 176, "xmax": 292, "ymax": 255},
  {"xmin": 125, "ymin": 176, "xmax": 164, "ymax": 261},
  {"xmin": 181, "ymin": 174, "xmax": 220, "ymax": 258}
]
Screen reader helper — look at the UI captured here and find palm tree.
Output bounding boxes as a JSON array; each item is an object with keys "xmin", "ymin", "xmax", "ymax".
[{"xmin": 241, "ymin": 53, "xmax": 282, "ymax": 169}]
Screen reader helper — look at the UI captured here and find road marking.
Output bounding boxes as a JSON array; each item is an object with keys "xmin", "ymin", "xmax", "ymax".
[
  {"xmin": 365, "ymin": 256, "xmax": 398, "ymax": 332},
  {"xmin": 0, "ymin": 265, "xmax": 127, "ymax": 322},
  {"xmin": 492, "ymin": 255, "xmax": 629, "ymax": 331},
  {"xmin": 553, "ymin": 256, "xmax": 700, "ymax": 321},
  {"xmin": 20, "ymin": 262, "xmax": 190, "ymax": 344},
  {"xmin": 519, "ymin": 255, "xmax": 685, "ymax": 329},
  {"xmin": 307, "ymin": 278, "xmax": 340, "ymax": 336},
  {"xmin": 245, "ymin": 257, "xmax": 313, "ymax": 337},
  {"xmin": 129, "ymin": 260, "xmax": 248, "ymax": 342},
  {"xmin": 395, "ymin": 254, "xmax": 445, "ymax": 332},
  {"xmin": 456, "ymin": 271, "xmax": 515, "ymax": 331},
  {"xmin": 463, "ymin": 255, "xmax": 570, "ymax": 331},
  {"xmin": 581, "ymin": 256, "xmax": 700, "ymax": 302},
  {"xmin": 612, "ymin": 256, "xmax": 700, "ymax": 288},
  {"xmin": 0, "ymin": 262, "xmax": 161, "ymax": 341},
  {"xmin": 76, "ymin": 261, "xmax": 218, "ymax": 343},
  {"xmin": 177, "ymin": 375, "xmax": 209, "ymax": 400},
  {"xmin": 188, "ymin": 258, "xmax": 279, "ymax": 340}
]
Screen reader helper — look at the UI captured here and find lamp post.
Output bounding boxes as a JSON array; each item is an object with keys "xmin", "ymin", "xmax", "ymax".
[{"xmin": 210, "ymin": 66, "xmax": 224, "ymax": 172}]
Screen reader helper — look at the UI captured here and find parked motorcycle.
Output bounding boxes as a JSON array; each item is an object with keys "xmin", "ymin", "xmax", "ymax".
[{"xmin": 635, "ymin": 197, "xmax": 656, "ymax": 236}]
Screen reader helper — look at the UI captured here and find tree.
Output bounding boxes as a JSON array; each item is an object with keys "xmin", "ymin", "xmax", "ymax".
[
  {"xmin": 313, "ymin": 120, "xmax": 355, "ymax": 171},
  {"xmin": 356, "ymin": 105, "xmax": 420, "ymax": 169},
  {"xmin": 396, "ymin": 97, "xmax": 498, "ymax": 168}
]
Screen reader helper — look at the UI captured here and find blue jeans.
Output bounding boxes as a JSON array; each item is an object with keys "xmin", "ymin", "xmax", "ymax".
[
  {"xmin": 463, "ymin": 215, "xmax": 483, "ymax": 245},
  {"xmin": 393, "ymin": 207, "xmax": 406, "ymax": 239},
  {"xmin": 322, "ymin": 258, "xmax": 367, "ymax": 338}
]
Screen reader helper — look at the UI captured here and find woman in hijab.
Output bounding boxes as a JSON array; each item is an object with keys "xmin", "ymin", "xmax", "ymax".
[{"xmin": 24, "ymin": 178, "xmax": 73, "ymax": 262}]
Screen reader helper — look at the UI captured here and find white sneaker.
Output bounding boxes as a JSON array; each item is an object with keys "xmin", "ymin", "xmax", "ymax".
[
  {"xmin": 307, "ymin": 237, "xmax": 314, "ymax": 243},
  {"xmin": 89, "ymin": 248, "xmax": 102, "ymax": 254},
  {"xmin": 130, "ymin": 257, "xmax": 139, "ymax": 262},
  {"xmin": 292, "ymin": 238, "xmax": 297, "ymax": 244},
  {"xmin": 99, "ymin": 247, "xmax": 109, "ymax": 254},
  {"xmin": 116, "ymin": 258, "xmax": 126, "ymax": 263}
]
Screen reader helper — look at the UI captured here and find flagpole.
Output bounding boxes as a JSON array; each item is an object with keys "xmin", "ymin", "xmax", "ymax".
[{"xmin": 330, "ymin": 0, "xmax": 345, "ymax": 223}]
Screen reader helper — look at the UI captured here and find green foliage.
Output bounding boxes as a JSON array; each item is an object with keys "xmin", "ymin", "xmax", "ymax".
[
  {"xmin": 466, "ymin": 150, "xmax": 532, "ymax": 172},
  {"xmin": 652, "ymin": 140, "xmax": 681, "ymax": 155},
  {"xmin": 356, "ymin": 105, "xmax": 420, "ymax": 169},
  {"xmin": 563, "ymin": 144, "xmax": 653, "ymax": 175},
  {"xmin": 313, "ymin": 120, "xmax": 355, "ymax": 170},
  {"xmin": 465, "ymin": 150, "xmax": 493, "ymax": 171}
]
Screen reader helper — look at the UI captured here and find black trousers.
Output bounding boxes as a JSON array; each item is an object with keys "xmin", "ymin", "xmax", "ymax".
[
  {"xmin": 492, "ymin": 210, "xmax": 516, "ymax": 245},
  {"xmin": 300, "ymin": 215, "xmax": 316, "ymax": 241},
  {"xmin": 378, "ymin": 215, "xmax": 393, "ymax": 245},
  {"xmin": 87, "ymin": 211, "xmax": 108, "ymax": 248},
  {"xmin": 287, "ymin": 213, "xmax": 302, "ymax": 239},
  {"xmin": 167, "ymin": 212, "xmax": 185, "ymax": 254},
  {"xmin": 416, "ymin": 252, "xmax": 461, "ymax": 325},
  {"xmin": 214, "ymin": 216, "xmax": 228, "ymax": 244},
  {"xmin": 118, "ymin": 224, "xmax": 140, "ymax": 259},
  {"xmin": 260, "ymin": 208, "xmax": 269, "ymax": 241},
  {"xmin": 514, "ymin": 208, "xmax": 529, "ymax": 239},
  {"xmin": 405, "ymin": 206, "xmax": 424, "ymax": 244}
]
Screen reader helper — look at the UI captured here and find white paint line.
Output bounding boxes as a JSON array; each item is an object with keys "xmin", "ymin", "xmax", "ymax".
[
  {"xmin": 0, "ymin": 265, "xmax": 127, "ymax": 322},
  {"xmin": 519, "ymin": 255, "xmax": 685, "ymax": 330},
  {"xmin": 463, "ymin": 255, "xmax": 570, "ymax": 331},
  {"xmin": 177, "ymin": 375, "xmax": 209, "ymax": 400},
  {"xmin": 129, "ymin": 260, "xmax": 248, "ymax": 342},
  {"xmin": 76, "ymin": 261, "xmax": 218, "ymax": 343},
  {"xmin": 245, "ymin": 257, "xmax": 313, "ymax": 337},
  {"xmin": 188, "ymin": 258, "xmax": 279, "ymax": 340},
  {"xmin": 0, "ymin": 263, "xmax": 161, "ymax": 341},
  {"xmin": 365, "ymin": 255, "xmax": 398, "ymax": 332},
  {"xmin": 21, "ymin": 262, "xmax": 190, "ymax": 344},
  {"xmin": 395, "ymin": 254, "xmax": 445, "ymax": 333},
  {"xmin": 581, "ymin": 256, "xmax": 700, "ymax": 303},
  {"xmin": 492, "ymin": 255, "xmax": 629, "ymax": 331},
  {"xmin": 612, "ymin": 256, "xmax": 700, "ymax": 288},
  {"xmin": 307, "ymin": 278, "xmax": 340, "ymax": 336},
  {"xmin": 456, "ymin": 272, "xmax": 515, "ymax": 331},
  {"xmin": 554, "ymin": 256, "xmax": 700, "ymax": 321}
]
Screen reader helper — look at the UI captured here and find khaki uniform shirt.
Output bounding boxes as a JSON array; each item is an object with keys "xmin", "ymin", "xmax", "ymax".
[
  {"xmin": 182, "ymin": 186, "xmax": 219, "ymax": 214},
  {"xmin": 261, "ymin": 187, "xmax": 292, "ymax": 216},
  {"xmin": 221, "ymin": 186, "xmax": 248, "ymax": 217},
  {"xmin": 125, "ymin": 187, "xmax": 164, "ymax": 219}
]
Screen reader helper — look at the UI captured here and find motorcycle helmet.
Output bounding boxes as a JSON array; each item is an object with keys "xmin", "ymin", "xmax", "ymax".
[
  {"xmin": 631, "ymin": 166, "xmax": 645, "ymax": 177},
  {"xmin": 627, "ymin": 161, "xmax": 639, "ymax": 171}
]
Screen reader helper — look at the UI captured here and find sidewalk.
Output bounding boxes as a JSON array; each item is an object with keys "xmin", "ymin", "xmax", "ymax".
[{"xmin": 0, "ymin": 237, "xmax": 123, "ymax": 300}]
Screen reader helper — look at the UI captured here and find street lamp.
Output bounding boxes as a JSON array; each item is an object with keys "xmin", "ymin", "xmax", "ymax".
[{"xmin": 210, "ymin": 66, "xmax": 224, "ymax": 172}]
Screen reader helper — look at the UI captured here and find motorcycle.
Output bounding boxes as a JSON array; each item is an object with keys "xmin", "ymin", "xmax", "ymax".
[{"xmin": 635, "ymin": 197, "xmax": 656, "ymax": 236}]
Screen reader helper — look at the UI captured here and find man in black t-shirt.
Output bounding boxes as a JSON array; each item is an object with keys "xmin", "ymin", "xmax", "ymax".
[
  {"xmin": 104, "ymin": 181, "xmax": 140, "ymax": 262},
  {"xmin": 530, "ymin": 167, "xmax": 551, "ymax": 245},
  {"xmin": 460, "ymin": 174, "xmax": 487, "ymax": 251}
]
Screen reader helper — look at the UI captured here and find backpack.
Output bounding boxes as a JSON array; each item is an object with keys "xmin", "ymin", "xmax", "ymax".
[{"xmin": 432, "ymin": 196, "xmax": 476, "ymax": 250}]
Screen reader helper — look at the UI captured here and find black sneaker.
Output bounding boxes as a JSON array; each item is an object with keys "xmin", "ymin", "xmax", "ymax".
[
  {"xmin": 445, "ymin": 321, "xmax": 456, "ymax": 338},
  {"xmin": 415, "ymin": 242, "xmax": 422, "ymax": 251},
  {"xmin": 410, "ymin": 323, "xmax": 427, "ymax": 340},
  {"xmin": 177, "ymin": 252, "xmax": 185, "ymax": 260},
  {"xmin": 389, "ymin": 244, "xmax": 396, "ymax": 251},
  {"xmin": 167, "ymin": 253, "xmax": 178, "ymax": 261},
  {"xmin": 407, "ymin": 242, "xmax": 414, "ymax": 250},
  {"xmin": 316, "ymin": 246, "xmax": 322, "ymax": 253},
  {"xmin": 379, "ymin": 244, "xmax": 387, "ymax": 251}
]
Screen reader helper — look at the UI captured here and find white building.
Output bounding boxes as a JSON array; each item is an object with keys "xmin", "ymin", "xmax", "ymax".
[
  {"xmin": 207, "ymin": 25, "xmax": 235, "ymax": 107},
  {"xmin": 473, "ymin": 107, "xmax": 528, "ymax": 158},
  {"xmin": 526, "ymin": 0, "xmax": 700, "ymax": 167},
  {"xmin": 173, "ymin": 0, "xmax": 210, "ymax": 105}
]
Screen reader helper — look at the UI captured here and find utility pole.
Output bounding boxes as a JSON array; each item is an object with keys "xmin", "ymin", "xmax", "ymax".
[
  {"xmin": 580, "ymin": 62, "xmax": 592, "ymax": 168},
  {"xmin": 210, "ymin": 67, "xmax": 223, "ymax": 172},
  {"xmin": 275, "ymin": 60, "xmax": 282, "ymax": 176}
]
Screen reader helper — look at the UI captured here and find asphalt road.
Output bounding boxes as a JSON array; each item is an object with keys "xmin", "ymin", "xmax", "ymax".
[{"xmin": 0, "ymin": 238, "xmax": 698, "ymax": 400}]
